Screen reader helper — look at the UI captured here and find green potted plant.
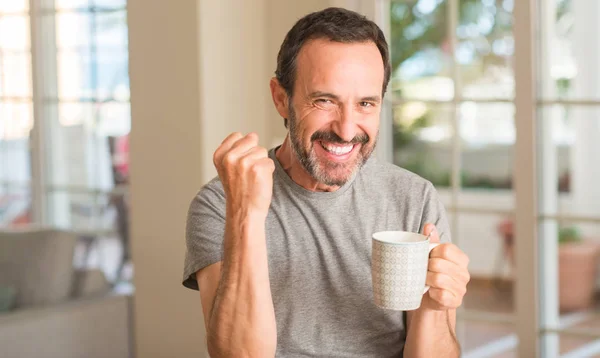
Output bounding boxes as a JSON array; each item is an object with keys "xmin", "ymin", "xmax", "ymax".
[{"xmin": 497, "ymin": 221, "xmax": 600, "ymax": 312}]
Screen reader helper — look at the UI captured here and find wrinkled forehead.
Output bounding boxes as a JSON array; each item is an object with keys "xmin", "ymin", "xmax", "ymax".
[{"xmin": 294, "ymin": 38, "xmax": 385, "ymax": 97}]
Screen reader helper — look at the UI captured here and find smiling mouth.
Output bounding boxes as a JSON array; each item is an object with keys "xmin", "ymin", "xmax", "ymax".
[{"xmin": 318, "ymin": 141, "xmax": 356, "ymax": 156}]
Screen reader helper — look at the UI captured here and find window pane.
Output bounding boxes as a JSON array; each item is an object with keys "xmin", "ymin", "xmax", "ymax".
[
  {"xmin": 55, "ymin": 13, "xmax": 92, "ymax": 49},
  {"xmin": 53, "ymin": 0, "xmax": 93, "ymax": 10},
  {"xmin": 538, "ymin": 105, "xmax": 600, "ymax": 218},
  {"xmin": 539, "ymin": 0, "xmax": 600, "ymax": 100},
  {"xmin": 460, "ymin": 102, "xmax": 514, "ymax": 191},
  {"xmin": 392, "ymin": 102, "xmax": 453, "ymax": 186},
  {"xmin": 0, "ymin": 53, "xmax": 32, "ymax": 97},
  {"xmin": 97, "ymin": 102, "xmax": 130, "ymax": 136},
  {"xmin": 0, "ymin": 15, "xmax": 30, "ymax": 50},
  {"xmin": 0, "ymin": 123, "xmax": 31, "ymax": 183},
  {"xmin": 538, "ymin": 219, "xmax": 600, "ymax": 353},
  {"xmin": 0, "ymin": 188, "xmax": 31, "ymax": 227},
  {"xmin": 47, "ymin": 103, "xmax": 116, "ymax": 190},
  {"xmin": 47, "ymin": 103, "xmax": 94, "ymax": 187},
  {"xmin": 390, "ymin": 0, "xmax": 453, "ymax": 101},
  {"xmin": 0, "ymin": 102, "xmax": 33, "ymax": 140},
  {"xmin": 97, "ymin": 51, "xmax": 129, "ymax": 101},
  {"xmin": 57, "ymin": 51, "xmax": 93, "ymax": 99},
  {"xmin": 96, "ymin": 11, "xmax": 128, "ymax": 48},
  {"xmin": 93, "ymin": 0, "xmax": 126, "ymax": 9},
  {"xmin": 458, "ymin": 0, "xmax": 514, "ymax": 100},
  {"xmin": 0, "ymin": 0, "xmax": 28, "ymax": 13},
  {"xmin": 48, "ymin": 190, "xmax": 103, "ymax": 230}
]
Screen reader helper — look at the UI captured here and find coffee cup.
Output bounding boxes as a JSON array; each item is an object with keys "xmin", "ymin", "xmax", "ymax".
[{"xmin": 371, "ymin": 231, "xmax": 439, "ymax": 311}]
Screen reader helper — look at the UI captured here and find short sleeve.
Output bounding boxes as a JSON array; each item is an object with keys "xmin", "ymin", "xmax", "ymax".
[
  {"xmin": 182, "ymin": 178, "xmax": 226, "ymax": 290},
  {"xmin": 419, "ymin": 182, "xmax": 452, "ymax": 244}
]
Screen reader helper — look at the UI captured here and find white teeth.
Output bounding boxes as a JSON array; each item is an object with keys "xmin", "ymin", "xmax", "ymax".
[{"xmin": 323, "ymin": 142, "xmax": 353, "ymax": 155}]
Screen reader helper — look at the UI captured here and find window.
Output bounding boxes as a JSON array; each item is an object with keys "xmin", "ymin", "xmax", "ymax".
[
  {"xmin": 0, "ymin": 0, "xmax": 131, "ymax": 283},
  {"xmin": 0, "ymin": 1, "xmax": 33, "ymax": 226},
  {"xmin": 388, "ymin": 0, "xmax": 600, "ymax": 355}
]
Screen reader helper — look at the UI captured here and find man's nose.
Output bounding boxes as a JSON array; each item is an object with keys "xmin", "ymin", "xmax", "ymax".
[{"xmin": 331, "ymin": 107, "xmax": 357, "ymax": 142}]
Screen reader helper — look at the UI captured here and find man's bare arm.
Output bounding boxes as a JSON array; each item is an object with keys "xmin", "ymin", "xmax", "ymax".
[
  {"xmin": 403, "ymin": 309, "xmax": 459, "ymax": 357},
  {"xmin": 197, "ymin": 212, "xmax": 276, "ymax": 358}
]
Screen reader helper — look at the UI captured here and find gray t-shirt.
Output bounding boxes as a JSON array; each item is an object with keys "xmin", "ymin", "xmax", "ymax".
[{"xmin": 183, "ymin": 147, "xmax": 451, "ymax": 357}]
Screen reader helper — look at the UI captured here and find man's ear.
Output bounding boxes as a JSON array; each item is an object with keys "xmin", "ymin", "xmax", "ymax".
[{"xmin": 270, "ymin": 77, "xmax": 290, "ymax": 120}]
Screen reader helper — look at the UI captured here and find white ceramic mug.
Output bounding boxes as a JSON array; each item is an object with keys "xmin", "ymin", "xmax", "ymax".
[{"xmin": 371, "ymin": 231, "xmax": 439, "ymax": 311}]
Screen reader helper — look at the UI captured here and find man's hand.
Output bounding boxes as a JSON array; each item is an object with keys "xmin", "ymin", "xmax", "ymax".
[
  {"xmin": 213, "ymin": 132, "xmax": 275, "ymax": 217},
  {"xmin": 421, "ymin": 223, "xmax": 470, "ymax": 311}
]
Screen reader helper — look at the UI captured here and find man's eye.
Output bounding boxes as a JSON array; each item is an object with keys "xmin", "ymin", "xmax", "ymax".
[
  {"xmin": 360, "ymin": 102, "xmax": 374, "ymax": 108},
  {"xmin": 315, "ymin": 99, "xmax": 333, "ymax": 104}
]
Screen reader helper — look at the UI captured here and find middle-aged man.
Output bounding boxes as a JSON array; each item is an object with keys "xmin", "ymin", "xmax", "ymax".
[{"xmin": 183, "ymin": 7, "xmax": 470, "ymax": 357}]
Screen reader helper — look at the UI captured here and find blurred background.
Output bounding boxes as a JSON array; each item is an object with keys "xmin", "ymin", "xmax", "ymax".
[{"xmin": 0, "ymin": 0, "xmax": 599, "ymax": 357}]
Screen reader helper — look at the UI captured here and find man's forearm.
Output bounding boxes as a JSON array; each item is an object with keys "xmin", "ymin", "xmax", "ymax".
[
  {"xmin": 404, "ymin": 309, "xmax": 459, "ymax": 358},
  {"xmin": 207, "ymin": 209, "xmax": 277, "ymax": 357}
]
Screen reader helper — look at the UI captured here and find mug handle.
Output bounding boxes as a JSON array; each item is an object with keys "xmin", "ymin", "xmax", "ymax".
[{"xmin": 423, "ymin": 242, "xmax": 440, "ymax": 294}]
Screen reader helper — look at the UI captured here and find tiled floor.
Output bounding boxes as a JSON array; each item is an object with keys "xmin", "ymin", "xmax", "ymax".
[{"xmin": 463, "ymin": 279, "xmax": 600, "ymax": 357}]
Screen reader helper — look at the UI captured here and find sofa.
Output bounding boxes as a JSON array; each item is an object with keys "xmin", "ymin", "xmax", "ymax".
[{"xmin": 0, "ymin": 228, "xmax": 132, "ymax": 358}]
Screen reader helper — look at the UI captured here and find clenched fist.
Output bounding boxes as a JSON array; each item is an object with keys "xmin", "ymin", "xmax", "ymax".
[{"xmin": 213, "ymin": 132, "xmax": 275, "ymax": 217}]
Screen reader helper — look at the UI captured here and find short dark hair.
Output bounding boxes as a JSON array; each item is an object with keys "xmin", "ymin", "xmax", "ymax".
[{"xmin": 275, "ymin": 7, "xmax": 391, "ymax": 128}]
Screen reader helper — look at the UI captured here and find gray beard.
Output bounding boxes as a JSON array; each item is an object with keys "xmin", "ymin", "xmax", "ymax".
[{"xmin": 287, "ymin": 107, "xmax": 377, "ymax": 186}]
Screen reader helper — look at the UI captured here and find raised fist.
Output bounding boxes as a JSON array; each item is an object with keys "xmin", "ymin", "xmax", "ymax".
[{"xmin": 213, "ymin": 132, "xmax": 275, "ymax": 216}]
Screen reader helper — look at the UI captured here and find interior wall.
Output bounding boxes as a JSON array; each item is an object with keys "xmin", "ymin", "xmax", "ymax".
[{"xmin": 128, "ymin": 1, "xmax": 206, "ymax": 357}]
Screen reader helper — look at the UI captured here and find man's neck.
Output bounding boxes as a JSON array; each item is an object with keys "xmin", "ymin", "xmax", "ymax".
[{"xmin": 275, "ymin": 136, "xmax": 341, "ymax": 192}]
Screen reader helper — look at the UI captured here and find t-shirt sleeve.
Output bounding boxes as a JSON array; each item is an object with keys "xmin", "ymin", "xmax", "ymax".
[
  {"xmin": 420, "ymin": 181, "xmax": 452, "ymax": 244},
  {"xmin": 182, "ymin": 180, "xmax": 226, "ymax": 290}
]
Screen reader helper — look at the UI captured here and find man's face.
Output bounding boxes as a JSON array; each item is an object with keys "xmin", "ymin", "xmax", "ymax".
[{"xmin": 287, "ymin": 39, "xmax": 384, "ymax": 186}]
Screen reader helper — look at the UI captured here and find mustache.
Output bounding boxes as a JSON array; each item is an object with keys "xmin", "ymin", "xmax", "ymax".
[{"xmin": 311, "ymin": 131, "xmax": 369, "ymax": 145}]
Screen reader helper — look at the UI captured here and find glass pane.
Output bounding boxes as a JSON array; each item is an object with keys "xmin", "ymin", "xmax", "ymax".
[
  {"xmin": 389, "ymin": 0, "xmax": 453, "ymax": 101},
  {"xmin": 47, "ymin": 103, "xmax": 93, "ymax": 187},
  {"xmin": 462, "ymin": 321, "xmax": 516, "ymax": 357},
  {"xmin": 55, "ymin": 13, "xmax": 92, "ymax": 49},
  {"xmin": 0, "ymin": 15, "xmax": 30, "ymax": 50},
  {"xmin": 58, "ymin": 101, "xmax": 94, "ymax": 127},
  {"xmin": 47, "ymin": 190, "xmax": 103, "ymax": 230},
  {"xmin": 0, "ymin": 102, "xmax": 33, "ymax": 141},
  {"xmin": 0, "ymin": 0, "xmax": 28, "ymax": 13},
  {"xmin": 97, "ymin": 51, "xmax": 129, "ymax": 101},
  {"xmin": 460, "ymin": 102, "xmax": 514, "ymax": 191},
  {"xmin": 538, "ymin": 219, "xmax": 600, "ymax": 344},
  {"xmin": 47, "ymin": 103, "xmax": 116, "ymax": 190},
  {"xmin": 57, "ymin": 51, "xmax": 94, "ymax": 99},
  {"xmin": 0, "ymin": 188, "xmax": 32, "ymax": 227},
  {"xmin": 458, "ymin": 0, "xmax": 514, "ymax": 100},
  {"xmin": 538, "ymin": 105, "xmax": 600, "ymax": 218},
  {"xmin": 93, "ymin": 0, "xmax": 126, "ymax": 9},
  {"xmin": 461, "ymin": 213, "xmax": 514, "ymax": 312},
  {"xmin": 539, "ymin": 0, "xmax": 600, "ymax": 101},
  {"xmin": 97, "ymin": 102, "xmax": 130, "ymax": 136},
  {"xmin": 392, "ymin": 102, "xmax": 453, "ymax": 186},
  {"xmin": 0, "ymin": 53, "xmax": 32, "ymax": 97},
  {"xmin": 54, "ymin": 0, "xmax": 92, "ymax": 10},
  {"xmin": 95, "ymin": 11, "xmax": 128, "ymax": 48}
]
